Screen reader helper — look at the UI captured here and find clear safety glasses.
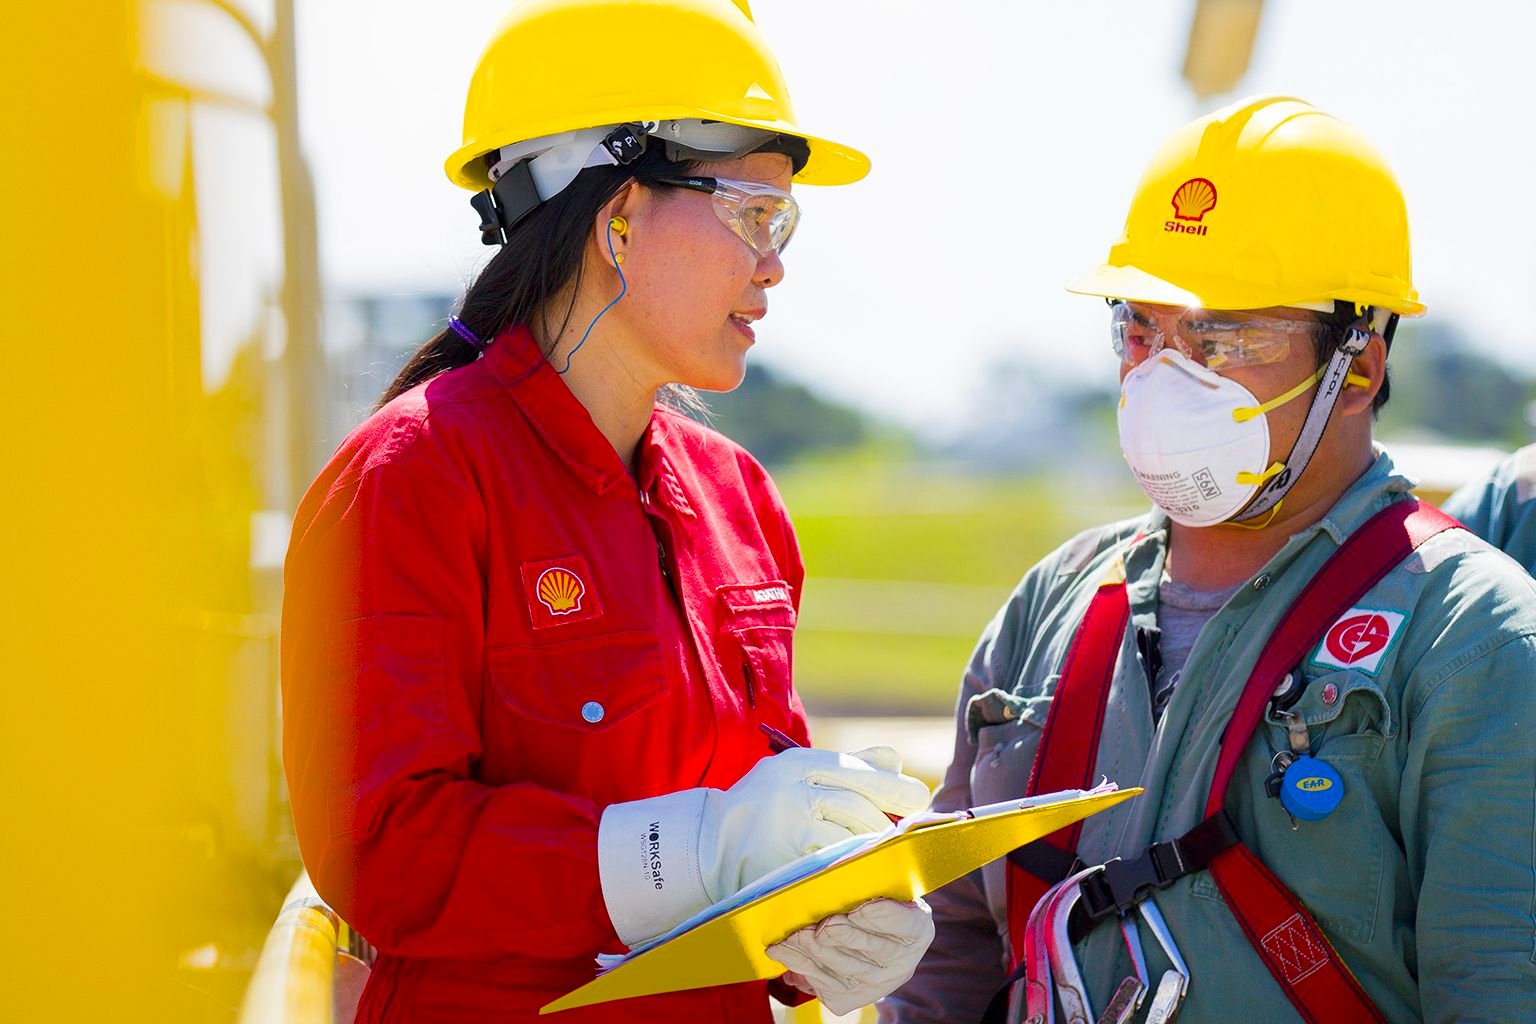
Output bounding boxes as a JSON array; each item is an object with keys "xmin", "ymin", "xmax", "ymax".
[
  {"xmin": 653, "ymin": 175, "xmax": 800, "ymax": 257},
  {"xmin": 1110, "ymin": 300, "xmax": 1321, "ymax": 370}
]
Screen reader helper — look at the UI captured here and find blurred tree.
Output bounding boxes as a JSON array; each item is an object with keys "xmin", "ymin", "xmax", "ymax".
[
  {"xmin": 937, "ymin": 353, "xmax": 1123, "ymax": 476},
  {"xmin": 697, "ymin": 362, "xmax": 878, "ymax": 465},
  {"xmin": 1377, "ymin": 320, "xmax": 1533, "ymax": 446}
]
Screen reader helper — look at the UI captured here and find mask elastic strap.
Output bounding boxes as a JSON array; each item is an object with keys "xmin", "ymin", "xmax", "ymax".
[
  {"xmin": 1232, "ymin": 325, "xmax": 1372, "ymax": 523},
  {"xmin": 1232, "ymin": 367, "xmax": 1325, "ymax": 423},
  {"xmin": 1229, "ymin": 501, "xmax": 1284, "ymax": 531},
  {"xmin": 1234, "ymin": 370, "xmax": 1371, "ymax": 423},
  {"xmin": 1232, "ymin": 372, "xmax": 1369, "ymax": 481}
]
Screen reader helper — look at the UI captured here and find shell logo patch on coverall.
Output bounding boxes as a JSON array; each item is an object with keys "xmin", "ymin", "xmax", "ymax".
[
  {"xmin": 1310, "ymin": 607, "xmax": 1406, "ymax": 674},
  {"xmin": 523, "ymin": 556, "xmax": 603, "ymax": 628},
  {"xmin": 537, "ymin": 567, "xmax": 586, "ymax": 614}
]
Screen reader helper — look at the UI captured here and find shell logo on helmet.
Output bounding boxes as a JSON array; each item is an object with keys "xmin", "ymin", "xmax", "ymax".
[
  {"xmin": 1171, "ymin": 177, "xmax": 1218, "ymax": 221},
  {"xmin": 1165, "ymin": 177, "xmax": 1217, "ymax": 236},
  {"xmin": 536, "ymin": 567, "xmax": 586, "ymax": 615}
]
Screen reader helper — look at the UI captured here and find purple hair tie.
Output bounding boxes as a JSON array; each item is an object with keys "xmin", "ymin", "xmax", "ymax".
[{"xmin": 448, "ymin": 316, "xmax": 485, "ymax": 351}]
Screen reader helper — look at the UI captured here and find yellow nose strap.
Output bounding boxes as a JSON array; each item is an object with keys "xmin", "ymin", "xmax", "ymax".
[{"xmin": 1232, "ymin": 369, "xmax": 1372, "ymax": 424}]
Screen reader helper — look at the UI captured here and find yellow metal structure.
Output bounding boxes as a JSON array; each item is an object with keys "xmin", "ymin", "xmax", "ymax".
[
  {"xmin": 445, "ymin": 0, "xmax": 869, "ymax": 190},
  {"xmin": 2, "ymin": 0, "xmax": 317, "ymax": 1018},
  {"xmin": 1182, "ymin": 0, "xmax": 1267, "ymax": 100},
  {"xmin": 1069, "ymin": 95, "xmax": 1425, "ymax": 317},
  {"xmin": 241, "ymin": 877, "xmax": 341, "ymax": 1024}
]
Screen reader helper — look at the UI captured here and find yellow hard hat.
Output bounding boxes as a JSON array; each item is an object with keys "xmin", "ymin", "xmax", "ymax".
[
  {"xmin": 444, "ymin": 0, "xmax": 868, "ymax": 192},
  {"xmin": 1069, "ymin": 95, "xmax": 1425, "ymax": 316}
]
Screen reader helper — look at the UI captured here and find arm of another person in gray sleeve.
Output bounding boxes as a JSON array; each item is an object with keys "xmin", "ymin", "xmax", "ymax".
[
  {"xmin": 1441, "ymin": 446, "xmax": 1536, "ymax": 568},
  {"xmin": 879, "ymin": 600, "xmax": 1026, "ymax": 1024},
  {"xmin": 1407, "ymin": 633, "xmax": 1536, "ymax": 1024},
  {"xmin": 1440, "ymin": 461, "xmax": 1507, "ymax": 548}
]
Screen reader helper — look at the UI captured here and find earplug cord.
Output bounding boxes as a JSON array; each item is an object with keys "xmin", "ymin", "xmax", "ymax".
[{"xmin": 557, "ymin": 222, "xmax": 627, "ymax": 376}]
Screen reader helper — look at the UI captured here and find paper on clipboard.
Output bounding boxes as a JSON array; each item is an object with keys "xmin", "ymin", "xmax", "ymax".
[{"xmin": 540, "ymin": 784, "xmax": 1141, "ymax": 1014}]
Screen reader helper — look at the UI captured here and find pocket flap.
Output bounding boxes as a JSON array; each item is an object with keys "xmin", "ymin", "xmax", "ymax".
[
  {"xmin": 716, "ymin": 580, "xmax": 796, "ymax": 629},
  {"xmin": 488, "ymin": 630, "xmax": 664, "ymax": 731},
  {"xmin": 1267, "ymin": 669, "xmax": 1392, "ymax": 737},
  {"xmin": 966, "ymin": 686, "xmax": 1054, "ymax": 744}
]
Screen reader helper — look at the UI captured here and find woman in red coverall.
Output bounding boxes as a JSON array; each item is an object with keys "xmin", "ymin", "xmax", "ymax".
[{"xmin": 280, "ymin": 2, "xmax": 935, "ymax": 1021}]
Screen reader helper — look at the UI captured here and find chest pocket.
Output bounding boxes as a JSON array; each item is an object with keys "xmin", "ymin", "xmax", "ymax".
[
  {"xmin": 966, "ymin": 684, "xmax": 1056, "ymax": 922},
  {"xmin": 716, "ymin": 581, "xmax": 799, "ymax": 715},
  {"xmin": 1249, "ymin": 668, "xmax": 1393, "ymax": 943},
  {"xmin": 485, "ymin": 630, "xmax": 666, "ymax": 788},
  {"xmin": 968, "ymin": 684, "xmax": 1056, "ymax": 811},
  {"xmin": 490, "ymin": 630, "xmax": 666, "ymax": 729}
]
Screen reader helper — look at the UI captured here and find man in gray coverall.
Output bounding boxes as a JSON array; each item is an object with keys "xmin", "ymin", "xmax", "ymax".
[{"xmin": 881, "ymin": 95, "xmax": 1536, "ymax": 1024}]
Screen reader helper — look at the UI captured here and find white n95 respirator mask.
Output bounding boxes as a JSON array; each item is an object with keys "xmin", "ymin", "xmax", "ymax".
[{"xmin": 1116, "ymin": 351, "xmax": 1322, "ymax": 527}]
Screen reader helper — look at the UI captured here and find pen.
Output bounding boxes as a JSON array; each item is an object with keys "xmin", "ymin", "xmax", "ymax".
[
  {"xmin": 758, "ymin": 721, "xmax": 802, "ymax": 754},
  {"xmin": 757, "ymin": 722, "xmax": 903, "ymax": 825}
]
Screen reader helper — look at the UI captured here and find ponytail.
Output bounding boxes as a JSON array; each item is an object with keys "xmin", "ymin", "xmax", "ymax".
[{"xmin": 379, "ymin": 329, "xmax": 480, "ymax": 407}]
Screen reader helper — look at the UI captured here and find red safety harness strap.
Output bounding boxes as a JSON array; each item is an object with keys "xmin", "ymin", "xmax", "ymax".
[
  {"xmin": 1202, "ymin": 500, "xmax": 1458, "ymax": 1022},
  {"xmin": 999, "ymin": 499, "xmax": 1459, "ymax": 1022},
  {"xmin": 1004, "ymin": 577, "xmax": 1129, "ymax": 969}
]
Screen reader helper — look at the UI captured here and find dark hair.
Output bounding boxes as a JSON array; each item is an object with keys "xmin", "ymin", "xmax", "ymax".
[
  {"xmin": 1313, "ymin": 301, "xmax": 1398, "ymax": 415},
  {"xmin": 376, "ymin": 146, "xmax": 699, "ymax": 409}
]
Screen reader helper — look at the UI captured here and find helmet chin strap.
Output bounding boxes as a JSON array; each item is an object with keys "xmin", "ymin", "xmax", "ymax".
[{"xmin": 1231, "ymin": 318, "xmax": 1373, "ymax": 523}]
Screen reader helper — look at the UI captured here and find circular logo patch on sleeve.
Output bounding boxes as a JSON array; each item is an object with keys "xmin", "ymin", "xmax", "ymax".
[{"xmin": 1311, "ymin": 607, "xmax": 1406, "ymax": 674}]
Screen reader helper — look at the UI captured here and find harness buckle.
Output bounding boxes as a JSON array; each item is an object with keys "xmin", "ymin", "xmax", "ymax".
[{"xmin": 1078, "ymin": 841, "xmax": 1185, "ymax": 921}]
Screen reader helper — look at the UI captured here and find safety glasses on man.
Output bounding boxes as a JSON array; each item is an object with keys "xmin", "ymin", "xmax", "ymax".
[
  {"xmin": 653, "ymin": 175, "xmax": 800, "ymax": 257},
  {"xmin": 1110, "ymin": 300, "xmax": 1323, "ymax": 371}
]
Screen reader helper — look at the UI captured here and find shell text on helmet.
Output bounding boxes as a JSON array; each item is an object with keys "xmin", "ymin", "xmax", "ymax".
[
  {"xmin": 536, "ymin": 567, "xmax": 586, "ymax": 615},
  {"xmin": 1165, "ymin": 177, "xmax": 1218, "ymax": 236}
]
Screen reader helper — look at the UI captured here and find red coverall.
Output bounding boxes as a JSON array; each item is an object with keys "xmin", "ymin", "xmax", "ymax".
[{"xmin": 281, "ymin": 324, "xmax": 812, "ymax": 1021}]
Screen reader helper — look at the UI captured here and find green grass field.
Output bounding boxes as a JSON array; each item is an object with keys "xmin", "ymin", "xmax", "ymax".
[{"xmin": 772, "ymin": 451, "xmax": 1144, "ymax": 716}]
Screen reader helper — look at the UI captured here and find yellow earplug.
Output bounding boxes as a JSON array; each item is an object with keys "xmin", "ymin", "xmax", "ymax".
[{"xmin": 609, "ymin": 216, "xmax": 628, "ymax": 237}]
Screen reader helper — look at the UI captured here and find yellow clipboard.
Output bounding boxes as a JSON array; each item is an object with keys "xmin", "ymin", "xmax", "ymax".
[{"xmin": 541, "ymin": 786, "xmax": 1141, "ymax": 1014}]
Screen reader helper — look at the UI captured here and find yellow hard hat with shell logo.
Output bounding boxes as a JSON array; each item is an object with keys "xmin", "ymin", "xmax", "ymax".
[
  {"xmin": 445, "ymin": 0, "xmax": 869, "ymax": 192},
  {"xmin": 1069, "ymin": 95, "xmax": 1425, "ymax": 317}
]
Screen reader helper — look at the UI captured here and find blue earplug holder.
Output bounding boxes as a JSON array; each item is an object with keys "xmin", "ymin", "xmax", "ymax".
[{"xmin": 1279, "ymin": 754, "xmax": 1344, "ymax": 822}]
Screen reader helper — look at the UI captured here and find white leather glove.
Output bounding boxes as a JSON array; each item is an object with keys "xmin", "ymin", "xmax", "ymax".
[
  {"xmin": 767, "ymin": 897, "xmax": 935, "ymax": 1014},
  {"xmin": 598, "ymin": 746, "xmax": 931, "ymax": 947}
]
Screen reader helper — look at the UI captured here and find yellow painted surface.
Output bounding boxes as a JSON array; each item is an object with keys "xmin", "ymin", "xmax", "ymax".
[
  {"xmin": 5, "ymin": 6, "xmax": 186, "ymax": 1016},
  {"xmin": 2, "ymin": 3, "xmax": 304, "ymax": 1017},
  {"xmin": 240, "ymin": 908, "xmax": 338, "ymax": 1024}
]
